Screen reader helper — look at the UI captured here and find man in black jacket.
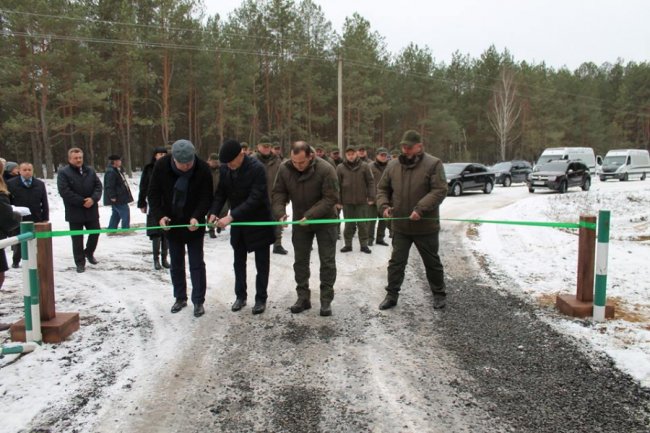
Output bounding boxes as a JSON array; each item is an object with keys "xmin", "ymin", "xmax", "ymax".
[
  {"xmin": 57, "ymin": 148, "xmax": 103, "ymax": 273},
  {"xmin": 104, "ymin": 154, "xmax": 133, "ymax": 231},
  {"xmin": 209, "ymin": 140, "xmax": 275, "ymax": 315},
  {"xmin": 7, "ymin": 162, "xmax": 49, "ymax": 268},
  {"xmin": 148, "ymin": 139, "xmax": 213, "ymax": 317}
]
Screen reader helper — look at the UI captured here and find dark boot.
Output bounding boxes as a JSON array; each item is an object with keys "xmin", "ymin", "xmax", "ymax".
[
  {"xmin": 152, "ymin": 238, "xmax": 162, "ymax": 270},
  {"xmin": 290, "ymin": 298, "xmax": 311, "ymax": 314},
  {"xmin": 161, "ymin": 237, "xmax": 170, "ymax": 269},
  {"xmin": 320, "ymin": 299, "xmax": 332, "ymax": 316},
  {"xmin": 379, "ymin": 293, "xmax": 398, "ymax": 310}
]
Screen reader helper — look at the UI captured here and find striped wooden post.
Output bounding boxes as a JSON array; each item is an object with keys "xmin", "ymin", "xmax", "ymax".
[
  {"xmin": 593, "ymin": 210, "xmax": 610, "ymax": 322},
  {"xmin": 21, "ymin": 221, "xmax": 42, "ymax": 343},
  {"xmin": 1, "ymin": 341, "xmax": 38, "ymax": 355}
]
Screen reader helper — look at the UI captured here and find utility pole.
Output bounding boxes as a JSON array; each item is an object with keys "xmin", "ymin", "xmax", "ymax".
[{"xmin": 337, "ymin": 55, "xmax": 343, "ymax": 153}]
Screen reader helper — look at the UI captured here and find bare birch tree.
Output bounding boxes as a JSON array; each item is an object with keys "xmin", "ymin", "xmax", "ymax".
[{"xmin": 488, "ymin": 67, "xmax": 521, "ymax": 161}]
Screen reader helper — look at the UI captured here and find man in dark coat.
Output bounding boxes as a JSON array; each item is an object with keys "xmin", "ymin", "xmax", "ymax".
[
  {"xmin": 376, "ymin": 130, "xmax": 448, "ymax": 310},
  {"xmin": 57, "ymin": 148, "xmax": 103, "ymax": 273},
  {"xmin": 138, "ymin": 146, "xmax": 169, "ymax": 270},
  {"xmin": 104, "ymin": 154, "xmax": 134, "ymax": 231},
  {"xmin": 148, "ymin": 139, "xmax": 213, "ymax": 317},
  {"xmin": 209, "ymin": 139, "xmax": 275, "ymax": 315},
  {"xmin": 272, "ymin": 141, "xmax": 340, "ymax": 316},
  {"xmin": 7, "ymin": 162, "xmax": 49, "ymax": 268}
]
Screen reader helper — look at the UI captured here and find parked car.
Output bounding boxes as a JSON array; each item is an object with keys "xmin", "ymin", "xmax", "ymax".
[
  {"xmin": 535, "ymin": 147, "xmax": 601, "ymax": 175},
  {"xmin": 444, "ymin": 163, "xmax": 495, "ymax": 196},
  {"xmin": 490, "ymin": 160, "xmax": 533, "ymax": 186},
  {"xmin": 598, "ymin": 149, "xmax": 650, "ymax": 181},
  {"xmin": 527, "ymin": 160, "xmax": 591, "ymax": 193}
]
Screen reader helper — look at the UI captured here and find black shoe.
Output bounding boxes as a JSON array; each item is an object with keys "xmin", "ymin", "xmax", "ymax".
[
  {"xmin": 153, "ymin": 257, "xmax": 162, "ymax": 270},
  {"xmin": 376, "ymin": 239, "xmax": 389, "ymax": 246},
  {"xmin": 320, "ymin": 301, "xmax": 332, "ymax": 317},
  {"xmin": 162, "ymin": 256, "xmax": 170, "ymax": 269},
  {"xmin": 231, "ymin": 298, "xmax": 246, "ymax": 312},
  {"xmin": 273, "ymin": 245, "xmax": 288, "ymax": 255},
  {"xmin": 340, "ymin": 246, "xmax": 352, "ymax": 253},
  {"xmin": 290, "ymin": 299, "xmax": 311, "ymax": 314},
  {"xmin": 194, "ymin": 304, "xmax": 205, "ymax": 317},
  {"xmin": 252, "ymin": 301, "xmax": 266, "ymax": 315},
  {"xmin": 85, "ymin": 253, "xmax": 99, "ymax": 265},
  {"xmin": 368, "ymin": 240, "xmax": 374, "ymax": 246},
  {"xmin": 11, "ymin": 261, "xmax": 20, "ymax": 269},
  {"xmin": 76, "ymin": 265, "xmax": 85, "ymax": 273},
  {"xmin": 360, "ymin": 246, "xmax": 371, "ymax": 254},
  {"xmin": 379, "ymin": 297, "xmax": 397, "ymax": 310},
  {"xmin": 208, "ymin": 230, "xmax": 217, "ymax": 239},
  {"xmin": 433, "ymin": 296, "xmax": 446, "ymax": 310},
  {"xmin": 171, "ymin": 299, "xmax": 187, "ymax": 313}
]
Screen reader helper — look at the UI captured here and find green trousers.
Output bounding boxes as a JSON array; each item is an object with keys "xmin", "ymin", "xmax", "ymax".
[
  {"xmin": 343, "ymin": 204, "xmax": 370, "ymax": 248},
  {"xmin": 386, "ymin": 231, "xmax": 445, "ymax": 300},
  {"xmin": 292, "ymin": 223, "xmax": 337, "ymax": 302}
]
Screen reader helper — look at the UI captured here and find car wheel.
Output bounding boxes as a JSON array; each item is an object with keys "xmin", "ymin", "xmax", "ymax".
[
  {"xmin": 582, "ymin": 177, "xmax": 591, "ymax": 191},
  {"xmin": 451, "ymin": 182, "xmax": 462, "ymax": 197},
  {"xmin": 528, "ymin": 187, "xmax": 535, "ymax": 193},
  {"xmin": 621, "ymin": 173, "xmax": 629, "ymax": 182},
  {"xmin": 599, "ymin": 176, "xmax": 606, "ymax": 182},
  {"xmin": 503, "ymin": 176, "xmax": 511, "ymax": 187},
  {"xmin": 483, "ymin": 181, "xmax": 493, "ymax": 194},
  {"xmin": 559, "ymin": 180, "xmax": 568, "ymax": 193}
]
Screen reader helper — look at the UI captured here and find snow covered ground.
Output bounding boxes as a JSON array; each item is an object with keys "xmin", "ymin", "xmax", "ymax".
[
  {"xmin": 0, "ymin": 172, "xmax": 648, "ymax": 432},
  {"xmin": 465, "ymin": 180, "xmax": 650, "ymax": 388}
]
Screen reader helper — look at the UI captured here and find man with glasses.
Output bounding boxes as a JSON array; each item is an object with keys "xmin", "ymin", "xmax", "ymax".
[{"xmin": 272, "ymin": 141, "xmax": 339, "ymax": 316}]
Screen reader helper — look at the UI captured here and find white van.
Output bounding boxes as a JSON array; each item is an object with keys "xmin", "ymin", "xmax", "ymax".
[
  {"xmin": 535, "ymin": 147, "xmax": 600, "ymax": 175},
  {"xmin": 599, "ymin": 149, "xmax": 650, "ymax": 181}
]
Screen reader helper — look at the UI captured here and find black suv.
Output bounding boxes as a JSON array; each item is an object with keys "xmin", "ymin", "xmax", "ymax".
[
  {"xmin": 444, "ymin": 163, "xmax": 496, "ymax": 196},
  {"xmin": 527, "ymin": 160, "xmax": 591, "ymax": 193},
  {"xmin": 490, "ymin": 160, "xmax": 532, "ymax": 186}
]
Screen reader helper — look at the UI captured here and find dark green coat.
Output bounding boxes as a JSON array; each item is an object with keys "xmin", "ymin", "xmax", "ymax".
[
  {"xmin": 272, "ymin": 157, "xmax": 339, "ymax": 221},
  {"xmin": 336, "ymin": 158, "xmax": 375, "ymax": 205},
  {"xmin": 376, "ymin": 153, "xmax": 447, "ymax": 235}
]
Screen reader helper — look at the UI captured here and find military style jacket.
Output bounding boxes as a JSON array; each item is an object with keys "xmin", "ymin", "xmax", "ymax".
[
  {"xmin": 376, "ymin": 152, "xmax": 447, "ymax": 235},
  {"xmin": 272, "ymin": 157, "xmax": 339, "ymax": 221},
  {"xmin": 336, "ymin": 158, "xmax": 375, "ymax": 206}
]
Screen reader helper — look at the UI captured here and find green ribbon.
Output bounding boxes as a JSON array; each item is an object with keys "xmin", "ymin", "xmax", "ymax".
[{"xmin": 33, "ymin": 216, "xmax": 595, "ymax": 238}]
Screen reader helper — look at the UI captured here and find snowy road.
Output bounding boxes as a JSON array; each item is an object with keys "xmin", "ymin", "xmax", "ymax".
[{"xmin": 2, "ymin": 179, "xmax": 649, "ymax": 432}]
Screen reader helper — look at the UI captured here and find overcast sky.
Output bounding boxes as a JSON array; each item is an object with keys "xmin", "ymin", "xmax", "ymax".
[{"xmin": 202, "ymin": 0, "xmax": 649, "ymax": 70}]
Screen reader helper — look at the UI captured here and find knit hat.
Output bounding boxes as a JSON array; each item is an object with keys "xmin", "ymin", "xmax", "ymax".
[
  {"xmin": 171, "ymin": 139, "xmax": 195, "ymax": 163},
  {"xmin": 5, "ymin": 161, "xmax": 18, "ymax": 173},
  {"xmin": 208, "ymin": 153, "xmax": 219, "ymax": 161},
  {"xmin": 400, "ymin": 130, "xmax": 421, "ymax": 147},
  {"xmin": 153, "ymin": 146, "xmax": 167, "ymax": 155},
  {"xmin": 376, "ymin": 147, "xmax": 388, "ymax": 155},
  {"xmin": 108, "ymin": 154, "xmax": 121, "ymax": 161},
  {"xmin": 219, "ymin": 139, "xmax": 242, "ymax": 163}
]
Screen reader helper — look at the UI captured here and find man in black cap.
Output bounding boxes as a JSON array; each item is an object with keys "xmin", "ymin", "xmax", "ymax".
[
  {"xmin": 148, "ymin": 139, "xmax": 213, "ymax": 317},
  {"xmin": 209, "ymin": 139, "xmax": 275, "ymax": 314},
  {"xmin": 104, "ymin": 154, "xmax": 133, "ymax": 232},
  {"xmin": 57, "ymin": 148, "xmax": 103, "ymax": 273},
  {"xmin": 376, "ymin": 130, "xmax": 448, "ymax": 310}
]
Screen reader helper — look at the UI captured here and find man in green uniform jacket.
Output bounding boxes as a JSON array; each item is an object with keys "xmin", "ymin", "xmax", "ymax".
[
  {"xmin": 272, "ymin": 141, "xmax": 340, "ymax": 316},
  {"xmin": 376, "ymin": 130, "xmax": 448, "ymax": 310}
]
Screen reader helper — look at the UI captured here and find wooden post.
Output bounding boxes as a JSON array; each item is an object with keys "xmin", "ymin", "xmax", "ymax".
[
  {"xmin": 36, "ymin": 222, "xmax": 56, "ymax": 320},
  {"xmin": 576, "ymin": 215, "xmax": 596, "ymax": 302}
]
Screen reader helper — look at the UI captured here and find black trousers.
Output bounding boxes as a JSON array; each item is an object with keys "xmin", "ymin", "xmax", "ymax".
[
  {"xmin": 69, "ymin": 220, "xmax": 100, "ymax": 266},
  {"xmin": 233, "ymin": 244, "xmax": 270, "ymax": 302},
  {"xmin": 168, "ymin": 236, "xmax": 206, "ymax": 305}
]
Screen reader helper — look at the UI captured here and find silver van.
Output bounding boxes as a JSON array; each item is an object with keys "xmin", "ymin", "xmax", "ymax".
[
  {"xmin": 535, "ymin": 147, "xmax": 601, "ymax": 175},
  {"xmin": 599, "ymin": 149, "xmax": 650, "ymax": 181}
]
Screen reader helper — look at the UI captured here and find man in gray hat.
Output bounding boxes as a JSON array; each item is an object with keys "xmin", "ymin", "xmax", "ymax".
[
  {"xmin": 376, "ymin": 130, "xmax": 448, "ymax": 310},
  {"xmin": 148, "ymin": 139, "xmax": 213, "ymax": 317}
]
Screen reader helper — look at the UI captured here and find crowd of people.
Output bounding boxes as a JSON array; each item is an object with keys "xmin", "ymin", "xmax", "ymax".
[{"xmin": 0, "ymin": 130, "xmax": 448, "ymax": 327}]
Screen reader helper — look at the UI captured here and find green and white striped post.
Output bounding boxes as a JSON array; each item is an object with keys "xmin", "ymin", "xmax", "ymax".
[
  {"xmin": 21, "ymin": 221, "xmax": 42, "ymax": 343},
  {"xmin": 593, "ymin": 210, "xmax": 610, "ymax": 322},
  {"xmin": 1, "ymin": 341, "xmax": 38, "ymax": 355}
]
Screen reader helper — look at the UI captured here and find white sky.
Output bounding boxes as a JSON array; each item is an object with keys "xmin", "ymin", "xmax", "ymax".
[{"xmin": 202, "ymin": 0, "xmax": 650, "ymax": 70}]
